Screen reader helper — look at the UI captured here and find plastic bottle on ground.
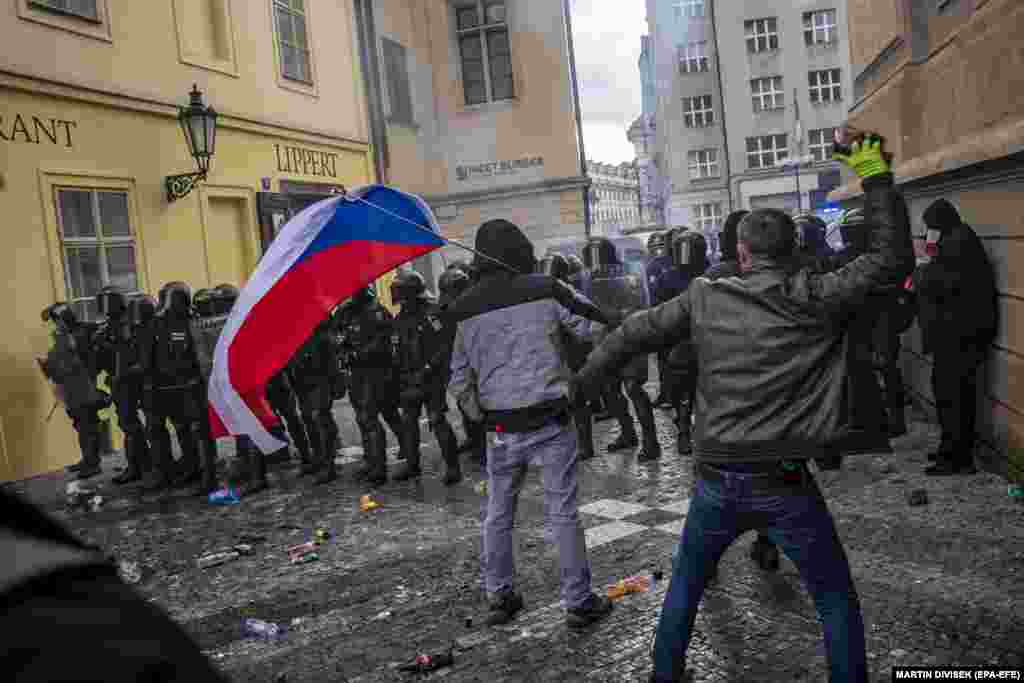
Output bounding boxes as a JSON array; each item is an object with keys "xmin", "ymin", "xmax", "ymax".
[{"xmin": 241, "ymin": 618, "xmax": 286, "ymax": 641}]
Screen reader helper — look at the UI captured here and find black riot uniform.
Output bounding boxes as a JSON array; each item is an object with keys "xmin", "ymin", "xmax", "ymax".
[
  {"xmin": 289, "ymin": 319, "xmax": 339, "ymax": 485},
  {"xmin": 40, "ymin": 303, "xmax": 106, "ymax": 480},
  {"xmin": 390, "ymin": 271, "xmax": 462, "ymax": 485},
  {"xmin": 138, "ymin": 282, "xmax": 209, "ymax": 492},
  {"xmin": 665, "ymin": 229, "xmax": 710, "ymax": 456},
  {"xmin": 335, "ymin": 286, "xmax": 404, "ymax": 486},
  {"xmin": 126, "ymin": 294, "xmax": 172, "ymax": 488},
  {"xmin": 266, "ymin": 365, "xmax": 314, "ymax": 469},
  {"xmin": 439, "ymin": 267, "xmax": 486, "ymax": 464},
  {"xmin": 584, "ymin": 237, "xmax": 661, "ymax": 461},
  {"xmin": 93, "ymin": 287, "xmax": 150, "ymax": 485},
  {"xmin": 539, "ymin": 254, "xmax": 596, "ymax": 460}
]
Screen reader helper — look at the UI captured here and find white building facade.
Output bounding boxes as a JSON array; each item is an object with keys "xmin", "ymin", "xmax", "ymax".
[{"xmin": 586, "ymin": 161, "xmax": 641, "ymax": 238}]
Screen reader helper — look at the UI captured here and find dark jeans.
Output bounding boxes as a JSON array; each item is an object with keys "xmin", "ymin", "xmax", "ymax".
[
  {"xmin": 651, "ymin": 466, "xmax": 867, "ymax": 683},
  {"xmin": 932, "ymin": 343, "xmax": 986, "ymax": 462}
]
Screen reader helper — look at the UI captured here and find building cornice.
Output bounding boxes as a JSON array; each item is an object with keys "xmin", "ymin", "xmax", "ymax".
[
  {"xmin": 424, "ymin": 175, "xmax": 591, "ymax": 207},
  {"xmin": 0, "ymin": 66, "xmax": 371, "ymax": 152}
]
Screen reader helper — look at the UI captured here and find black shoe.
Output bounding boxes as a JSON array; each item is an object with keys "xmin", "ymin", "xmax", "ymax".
[
  {"xmin": 677, "ymin": 432, "xmax": 693, "ymax": 456},
  {"xmin": 925, "ymin": 459, "xmax": 977, "ymax": 476},
  {"xmin": 392, "ymin": 464, "xmax": 422, "ymax": 481},
  {"xmin": 76, "ymin": 463, "xmax": 102, "ymax": 480},
  {"xmin": 172, "ymin": 467, "xmax": 202, "ymax": 489},
  {"xmin": 112, "ymin": 466, "xmax": 142, "ymax": 485},
  {"xmin": 456, "ymin": 440, "xmax": 472, "ymax": 455},
  {"xmin": 66, "ymin": 461, "xmax": 85, "ymax": 473},
  {"xmin": 750, "ymin": 538, "xmax": 780, "ymax": 572},
  {"xmin": 888, "ymin": 422, "xmax": 908, "ymax": 439},
  {"xmin": 566, "ymin": 593, "xmax": 613, "ymax": 629},
  {"xmin": 607, "ymin": 433, "xmax": 639, "ymax": 452},
  {"xmin": 443, "ymin": 466, "xmax": 463, "ymax": 486},
  {"xmin": 485, "ymin": 589, "xmax": 524, "ymax": 626},
  {"xmin": 638, "ymin": 445, "xmax": 662, "ymax": 462}
]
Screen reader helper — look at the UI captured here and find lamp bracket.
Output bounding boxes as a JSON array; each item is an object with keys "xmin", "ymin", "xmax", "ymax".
[{"xmin": 165, "ymin": 171, "xmax": 207, "ymax": 203}]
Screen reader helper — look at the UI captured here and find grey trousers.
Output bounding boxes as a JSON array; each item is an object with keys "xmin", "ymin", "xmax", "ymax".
[{"xmin": 483, "ymin": 420, "xmax": 593, "ymax": 609}]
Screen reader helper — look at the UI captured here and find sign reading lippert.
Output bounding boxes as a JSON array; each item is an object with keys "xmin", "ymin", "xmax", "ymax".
[{"xmin": 456, "ymin": 156, "xmax": 544, "ymax": 182}]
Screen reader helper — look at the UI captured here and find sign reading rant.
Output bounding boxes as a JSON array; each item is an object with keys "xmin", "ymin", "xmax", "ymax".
[
  {"xmin": 275, "ymin": 144, "xmax": 339, "ymax": 178},
  {"xmin": 456, "ymin": 156, "xmax": 544, "ymax": 182},
  {"xmin": 1, "ymin": 113, "xmax": 76, "ymax": 147}
]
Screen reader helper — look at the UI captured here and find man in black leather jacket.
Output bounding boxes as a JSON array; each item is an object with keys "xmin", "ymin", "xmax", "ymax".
[{"xmin": 578, "ymin": 137, "xmax": 913, "ymax": 683}]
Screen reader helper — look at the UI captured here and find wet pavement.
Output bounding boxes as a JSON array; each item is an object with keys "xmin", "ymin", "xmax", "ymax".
[{"xmin": 6, "ymin": 384, "xmax": 1024, "ymax": 683}]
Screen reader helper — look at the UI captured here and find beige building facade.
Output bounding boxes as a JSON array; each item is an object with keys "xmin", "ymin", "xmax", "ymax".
[
  {"xmin": 832, "ymin": 0, "xmax": 1024, "ymax": 480},
  {"xmin": 357, "ymin": 0, "xmax": 589, "ymax": 280},
  {"xmin": 1, "ymin": 0, "xmax": 374, "ymax": 481}
]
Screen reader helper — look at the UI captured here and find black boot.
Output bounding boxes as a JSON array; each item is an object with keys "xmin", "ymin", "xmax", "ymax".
[
  {"xmin": 355, "ymin": 425, "xmax": 388, "ymax": 486},
  {"xmin": 575, "ymin": 408, "xmax": 596, "ymax": 461},
  {"xmin": 436, "ymin": 419, "xmax": 462, "ymax": 486},
  {"xmin": 246, "ymin": 450, "xmax": 269, "ymax": 495},
  {"xmin": 113, "ymin": 434, "xmax": 143, "ymax": 484},
  {"xmin": 75, "ymin": 425, "xmax": 103, "ymax": 480},
  {"xmin": 172, "ymin": 427, "xmax": 202, "ymax": 488},
  {"xmin": 311, "ymin": 418, "xmax": 337, "ymax": 485},
  {"xmin": 393, "ymin": 409, "xmax": 423, "ymax": 481},
  {"xmin": 632, "ymin": 389, "xmax": 661, "ymax": 462},
  {"xmin": 194, "ymin": 436, "xmax": 219, "ymax": 496}
]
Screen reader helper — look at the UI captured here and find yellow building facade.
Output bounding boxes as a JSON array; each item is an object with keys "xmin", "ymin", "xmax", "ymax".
[
  {"xmin": 832, "ymin": 0, "xmax": 1024, "ymax": 480},
  {"xmin": 1, "ymin": 0, "xmax": 375, "ymax": 481}
]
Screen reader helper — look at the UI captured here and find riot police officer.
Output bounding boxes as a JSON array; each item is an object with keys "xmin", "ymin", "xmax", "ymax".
[
  {"xmin": 439, "ymin": 267, "xmax": 485, "ymax": 464},
  {"xmin": 390, "ymin": 271, "xmax": 462, "ymax": 485},
  {"xmin": 335, "ymin": 286, "xmax": 404, "ymax": 486},
  {"xmin": 289, "ymin": 318, "xmax": 339, "ymax": 485},
  {"xmin": 138, "ymin": 282, "xmax": 209, "ymax": 492},
  {"xmin": 40, "ymin": 303, "xmax": 106, "ymax": 480},
  {"xmin": 793, "ymin": 213, "xmax": 835, "ymax": 271},
  {"xmin": 93, "ymin": 286, "xmax": 150, "ymax": 485},
  {"xmin": 584, "ymin": 237, "xmax": 661, "ymax": 461},
  {"xmin": 266, "ymin": 366, "xmax": 315, "ymax": 472},
  {"xmin": 646, "ymin": 231, "xmax": 672, "ymax": 408},
  {"xmin": 539, "ymin": 254, "xmax": 597, "ymax": 460},
  {"xmin": 665, "ymin": 229, "xmax": 710, "ymax": 456}
]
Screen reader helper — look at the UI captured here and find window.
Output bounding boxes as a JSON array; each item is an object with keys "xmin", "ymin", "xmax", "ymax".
[
  {"xmin": 751, "ymin": 76, "xmax": 784, "ymax": 112},
  {"xmin": 456, "ymin": 1, "xmax": 514, "ymax": 106},
  {"xmin": 273, "ymin": 0, "xmax": 312, "ymax": 84},
  {"xmin": 55, "ymin": 188, "xmax": 139, "ymax": 321},
  {"xmin": 746, "ymin": 134, "xmax": 788, "ymax": 169},
  {"xmin": 803, "ymin": 9, "xmax": 837, "ymax": 46},
  {"xmin": 809, "ymin": 127, "xmax": 836, "ymax": 162},
  {"xmin": 693, "ymin": 203, "xmax": 722, "ymax": 233},
  {"xmin": 382, "ymin": 38, "xmax": 414, "ymax": 125},
  {"xmin": 809, "ymin": 68, "xmax": 842, "ymax": 104},
  {"xmin": 678, "ymin": 41, "xmax": 708, "ymax": 74},
  {"xmin": 744, "ymin": 18, "xmax": 779, "ymax": 53},
  {"xmin": 688, "ymin": 149, "xmax": 719, "ymax": 179},
  {"xmin": 30, "ymin": 0, "xmax": 99, "ymax": 21},
  {"xmin": 673, "ymin": 0, "xmax": 704, "ymax": 19},
  {"xmin": 683, "ymin": 95, "xmax": 714, "ymax": 128}
]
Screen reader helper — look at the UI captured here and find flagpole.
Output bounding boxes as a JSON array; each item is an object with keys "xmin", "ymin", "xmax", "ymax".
[
  {"xmin": 793, "ymin": 88, "xmax": 803, "ymax": 214},
  {"xmin": 349, "ymin": 195, "xmax": 525, "ymax": 274}
]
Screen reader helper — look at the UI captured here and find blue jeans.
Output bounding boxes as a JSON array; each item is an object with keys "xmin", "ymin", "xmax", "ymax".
[
  {"xmin": 652, "ymin": 466, "xmax": 867, "ymax": 683},
  {"xmin": 483, "ymin": 420, "xmax": 593, "ymax": 609}
]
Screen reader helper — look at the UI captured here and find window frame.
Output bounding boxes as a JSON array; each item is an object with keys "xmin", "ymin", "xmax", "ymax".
[
  {"xmin": 673, "ymin": 0, "xmax": 705, "ymax": 19},
  {"xmin": 693, "ymin": 202, "xmax": 723, "ymax": 234},
  {"xmin": 687, "ymin": 149, "xmax": 720, "ymax": 180},
  {"xmin": 272, "ymin": 0, "xmax": 316, "ymax": 90},
  {"xmin": 808, "ymin": 68, "xmax": 842, "ymax": 104},
  {"xmin": 744, "ymin": 17, "xmax": 779, "ymax": 54},
  {"xmin": 682, "ymin": 94, "xmax": 715, "ymax": 128},
  {"xmin": 454, "ymin": 0, "xmax": 515, "ymax": 107},
  {"xmin": 54, "ymin": 186, "xmax": 141, "ymax": 322},
  {"xmin": 803, "ymin": 9, "xmax": 838, "ymax": 46},
  {"xmin": 30, "ymin": 0, "xmax": 99, "ymax": 22},
  {"xmin": 808, "ymin": 127, "xmax": 836, "ymax": 162},
  {"xmin": 678, "ymin": 41, "xmax": 709, "ymax": 74},
  {"xmin": 745, "ymin": 134, "xmax": 789, "ymax": 170},
  {"xmin": 750, "ymin": 76, "xmax": 785, "ymax": 112},
  {"xmin": 381, "ymin": 37, "xmax": 416, "ymax": 126},
  {"xmin": 17, "ymin": 0, "xmax": 111, "ymax": 41}
]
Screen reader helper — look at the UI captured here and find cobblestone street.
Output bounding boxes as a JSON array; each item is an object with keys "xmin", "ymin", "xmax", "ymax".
[{"xmin": 7, "ymin": 386, "xmax": 1024, "ymax": 683}]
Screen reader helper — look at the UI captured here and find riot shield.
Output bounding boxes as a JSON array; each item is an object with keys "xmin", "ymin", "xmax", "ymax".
[
  {"xmin": 191, "ymin": 314, "xmax": 229, "ymax": 381},
  {"xmin": 588, "ymin": 264, "xmax": 650, "ymax": 317}
]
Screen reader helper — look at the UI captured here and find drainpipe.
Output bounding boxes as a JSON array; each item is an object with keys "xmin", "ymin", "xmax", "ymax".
[
  {"xmin": 354, "ymin": 0, "xmax": 388, "ymax": 183},
  {"xmin": 563, "ymin": 0, "xmax": 592, "ymax": 239},
  {"xmin": 708, "ymin": 0, "xmax": 734, "ymax": 213}
]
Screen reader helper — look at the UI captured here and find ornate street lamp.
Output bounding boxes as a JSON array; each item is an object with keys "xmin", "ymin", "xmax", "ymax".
[{"xmin": 165, "ymin": 84, "xmax": 218, "ymax": 202}]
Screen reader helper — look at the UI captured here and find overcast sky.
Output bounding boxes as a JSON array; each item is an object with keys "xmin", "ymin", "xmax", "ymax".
[{"xmin": 570, "ymin": 0, "xmax": 647, "ymax": 165}]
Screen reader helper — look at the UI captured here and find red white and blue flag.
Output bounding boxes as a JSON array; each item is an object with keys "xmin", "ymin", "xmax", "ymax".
[{"xmin": 208, "ymin": 185, "xmax": 445, "ymax": 453}]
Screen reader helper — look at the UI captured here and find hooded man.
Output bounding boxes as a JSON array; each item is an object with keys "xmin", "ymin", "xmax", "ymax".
[
  {"xmin": 914, "ymin": 199, "xmax": 997, "ymax": 475},
  {"xmin": 447, "ymin": 219, "xmax": 615, "ymax": 630}
]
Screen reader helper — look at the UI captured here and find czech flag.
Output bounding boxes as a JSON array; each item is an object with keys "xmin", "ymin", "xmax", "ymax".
[{"xmin": 208, "ymin": 185, "xmax": 446, "ymax": 453}]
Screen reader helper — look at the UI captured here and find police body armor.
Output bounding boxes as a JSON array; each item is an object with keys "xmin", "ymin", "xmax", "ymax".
[
  {"xmin": 339, "ymin": 301, "xmax": 393, "ymax": 369},
  {"xmin": 393, "ymin": 303, "xmax": 447, "ymax": 388},
  {"xmin": 190, "ymin": 289, "xmax": 228, "ymax": 382},
  {"xmin": 583, "ymin": 237, "xmax": 650, "ymax": 319}
]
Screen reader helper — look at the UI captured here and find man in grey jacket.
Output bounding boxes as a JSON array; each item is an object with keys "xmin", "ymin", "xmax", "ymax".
[
  {"xmin": 447, "ymin": 219, "xmax": 615, "ymax": 630},
  {"xmin": 577, "ymin": 137, "xmax": 913, "ymax": 682}
]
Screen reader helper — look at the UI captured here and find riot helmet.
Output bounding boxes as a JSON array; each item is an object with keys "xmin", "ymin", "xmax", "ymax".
[
  {"xmin": 671, "ymin": 230, "xmax": 709, "ymax": 274},
  {"xmin": 192, "ymin": 288, "xmax": 218, "ymax": 318},
  {"xmin": 214, "ymin": 283, "xmax": 239, "ymax": 316},
  {"xmin": 793, "ymin": 214, "xmax": 830, "ymax": 256},
  {"xmin": 96, "ymin": 285, "xmax": 128, "ymax": 319},
  {"xmin": 438, "ymin": 268, "xmax": 472, "ymax": 306},
  {"xmin": 43, "ymin": 302, "xmax": 78, "ymax": 330},
  {"xmin": 351, "ymin": 285, "xmax": 376, "ymax": 308},
  {"xmin": 157, "ymin": 281, "xmax": 192, "ymax": 317},
  {"xmin": 647, "ymin": 231, "xmax": 668, "ymax": 259},
  {"xmin": 582, "ymin": 237, "xmax": 620, "ymax": 270},
  {"xmin": 390, "ymin": 270, "xmax": 428, "ymax": 305},
  {"xmin": 538, "ymin": 253, "xmax": 570, "ymax": 281},
  {"xmin": 838, "ymin": 208, "xmax": 869, "ymax": 254},
  {"xmin": 128, "ymin": 295, "xmax": 157, "ymax": 328}
]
